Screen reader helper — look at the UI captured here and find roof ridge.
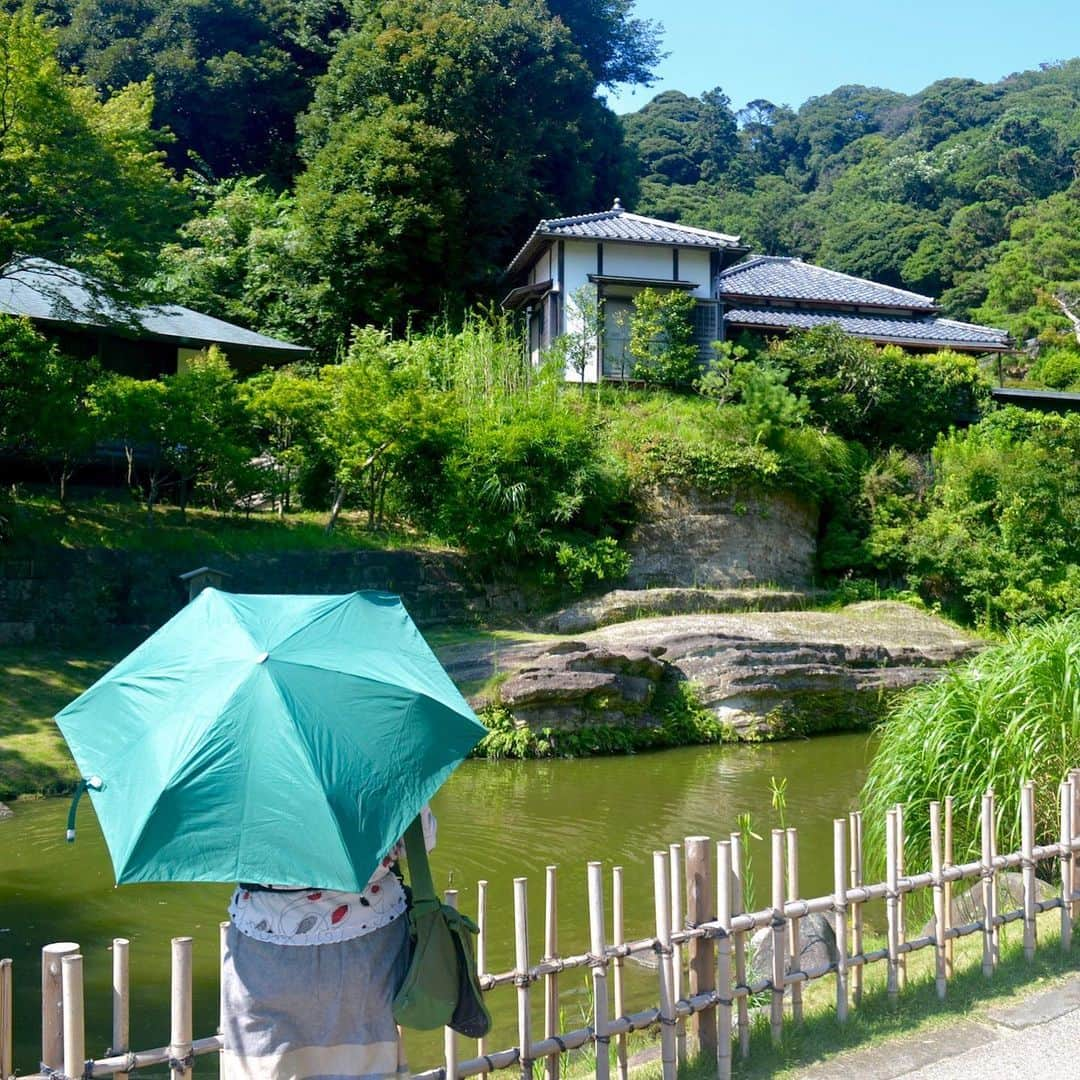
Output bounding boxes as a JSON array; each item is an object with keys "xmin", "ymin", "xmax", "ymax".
[
  {"xmin": 717, "ymin": 255, "xmax": 794, "ymax": 277},
  {"xmin": 540, "ymin": 208, "xmax": 623, "ymax": 229},
  {"xmin": 618, "ymin": 210, "xmax": 740, "ymax": 244}
]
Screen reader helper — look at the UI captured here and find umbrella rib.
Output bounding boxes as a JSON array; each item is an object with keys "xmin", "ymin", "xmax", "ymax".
[
  {"xmin": 259, "ymin": 661, "xmax": 364, "ymax": 889},
  {"xmin": 266, "ymin": 593, "xmax": 356, "ymax": 655},
  {"xmin": 265, "ymin": 656, "xmax": 473, "ymax": 718}
]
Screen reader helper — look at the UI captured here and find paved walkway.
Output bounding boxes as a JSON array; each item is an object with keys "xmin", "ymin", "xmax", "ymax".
[{"xmin": 800, "ymin": 974, "xmax": 1080, "ymax": 1078}]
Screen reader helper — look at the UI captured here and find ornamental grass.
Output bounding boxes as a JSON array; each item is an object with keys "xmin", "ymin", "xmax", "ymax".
[{"xmin": 861, "ymin": 614, "xmax": 1080, "ymax": 880}]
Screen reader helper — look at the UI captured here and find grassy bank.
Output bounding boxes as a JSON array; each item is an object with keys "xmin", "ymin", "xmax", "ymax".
[
  {"xmin": 0, "ymin": 641, "xmax": 135, "ymax": 799},
  {"xmin": 3, "ymin": 491, "xmax": 447, "ymax": 557}
]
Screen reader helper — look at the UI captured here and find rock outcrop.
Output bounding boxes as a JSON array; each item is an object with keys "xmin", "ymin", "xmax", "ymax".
[
  {"xmin": 626, "ymin": 488, "xmax": 818, "ymax": 590},
  {"xmin": 543, "ymin": 587, "xmax": 818, "ymax": 635},
  {"xmin": 465, "ymin": 602, "xmax": 984, "ymax": 739},
  {"xmin": 496, "ymin": 642, "xmax": 670, "ymax": 729}
]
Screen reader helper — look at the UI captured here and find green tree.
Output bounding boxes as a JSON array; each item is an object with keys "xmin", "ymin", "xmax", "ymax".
[
  {"xmin": 89, "ymin": 374, "xmax": 171, "ymax": 519},
  {"xmin": 0, "ymin": 5, "xmax": 182, "ymax": 281},
  {"xmin": 295, "ymin": 0, "xmax": 634, "ymax": 326},
  {"xmin": 625, "ymin": 287, "xmax": 699, "ymax": 387},
  {"xmin": 318, "ymin": 328, "xmax": 456, "ymax": 531},
  {"xmin": 52, "ymin": 0, "xmax": 348, "ymax": 183},
  {"xmin": 241, "ymin": 366, "xmax": 327, "ymax": 514}
]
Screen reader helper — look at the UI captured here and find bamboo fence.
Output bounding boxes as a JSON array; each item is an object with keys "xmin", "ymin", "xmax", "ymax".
[{"xmin": 5, "ymin": 770, "xmax": 1080, "ymax": 1080}]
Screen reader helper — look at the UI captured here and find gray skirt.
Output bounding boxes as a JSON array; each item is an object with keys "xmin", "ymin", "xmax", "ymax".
[{"xmin": 221, "ymin": 914, "xmax": 410, "ymax": 1080}]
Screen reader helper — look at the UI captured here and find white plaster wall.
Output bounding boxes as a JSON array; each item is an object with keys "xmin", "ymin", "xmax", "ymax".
[
  {"xmin": 561, "ymin": 242, "xmax": 600, "ymax": 382},
  {"xmin": 534, "ymin": 240, "xmax": 716, "ymax": 382}
]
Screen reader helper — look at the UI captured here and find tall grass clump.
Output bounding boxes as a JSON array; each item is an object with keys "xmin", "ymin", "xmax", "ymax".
[{"xmin": 861, "ymin": 615, "xmax": 1080, "ymax": 879}]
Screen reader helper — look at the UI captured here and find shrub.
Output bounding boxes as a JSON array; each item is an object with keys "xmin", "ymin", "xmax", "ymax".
[
  {"xmin": 903, "ymin": 409, "xmax": 1080, "ymax": 625},
  {"xmin": 861, "ymin": 616, "xmax": 1080, "ymax": 880},
  {"xmin": 765, "ymin": 327, "xmax": 990, "ymax": 451},
  {"xmin": 625, "ymin": 287, "xmax": 699, "ymax": 387},
  {"xmin": 1032, "ymin": 346, "xmax": 1080, "ymax": 389},
  {"xmin": 553, "ymin": 536, "xmax": 631, "ymax": 592}
]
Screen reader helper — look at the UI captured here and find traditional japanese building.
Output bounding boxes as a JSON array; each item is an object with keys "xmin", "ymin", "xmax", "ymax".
[{"xmin": 503, "ymin": 202, "xmax": 1008, "ymax": 382}]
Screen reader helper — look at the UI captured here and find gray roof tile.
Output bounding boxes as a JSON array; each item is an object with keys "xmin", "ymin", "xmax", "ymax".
[
  {"xmin": 723, "ymin": 306, "xmax": 1009, "ymax": 350},
  {"xmin": 718, "ymin": 255, "xmax": 937, "ymax": 312},
  {"xmin": 507, "ymin": 200, "xmax": 742, "ymax": 275},
  {"xmin": 0, "ymin": 256, "xmax": 309, "ymax": 354}
]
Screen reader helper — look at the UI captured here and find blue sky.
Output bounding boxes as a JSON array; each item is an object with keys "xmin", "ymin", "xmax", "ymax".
[{"xmin": 608, "ymin": 1, "xmax": 1080, "ymax": 114}]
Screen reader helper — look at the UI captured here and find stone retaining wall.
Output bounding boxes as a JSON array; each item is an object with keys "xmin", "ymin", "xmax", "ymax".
[{"xmin": 0, "ymin": 548, "xmax": 525, "ymax": 644}]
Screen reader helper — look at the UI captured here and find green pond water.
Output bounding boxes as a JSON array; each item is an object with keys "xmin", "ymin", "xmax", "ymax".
[{"xmin": 0, "ymin": 735, "xmax": 874, "ymax": 1075}]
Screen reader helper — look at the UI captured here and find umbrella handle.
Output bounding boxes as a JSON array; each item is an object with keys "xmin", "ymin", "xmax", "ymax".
[{"xmin": 66, "ymin": 776, "xmax": 104, "ymax": 842}]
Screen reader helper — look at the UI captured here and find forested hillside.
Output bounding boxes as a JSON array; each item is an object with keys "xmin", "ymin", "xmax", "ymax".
[
  {"xmin": 7, "ymin": 0, "xmax": 1080, "ymax": 353},
  {"xmin": 622, "ymin": 68, "xmax": 1080, "ymax": 345},
  {"xmin": 0, "ymin": 0, "xmax": 660, "ymax": 351}
]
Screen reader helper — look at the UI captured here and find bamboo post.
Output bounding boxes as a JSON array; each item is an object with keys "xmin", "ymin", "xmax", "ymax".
[
  {"xmin": 112, "ymin": 938, "xmax": 130, "ymax": 1080},
  {"xmin": 895, "ymin": 804, "xmax": 907, "ymax": 989},
  {"xmin": 543, "ymin": 868, "xmax": 559, "ymax": 1080},
  {"xmin": 1021, "ymin": 781, "xmax": 1037, "ymax": 961},
  {"xmin": 668, "ymin": 844, "xmax": 686, "ymax": 1064},
  {"xmin": 41, "ymin": 942, "xmax": 79, "ymax": 1073},
  {"xmin": 219, "ymin": 922, "xmax": 229, "ymax": 1040},
  {"xmin": 586, "ymin": 862, "xmax": 610, "ymax": 1080},
  {"xmin": 715, "ymin": 842, "xmax": 733, "ymax": 1080},
  {"xmin": 729, "ymin": 832, "xmax": 749, "ymax": 1059},
  {"xmin": 612, "ymin": 867, "xmax": 628, "ymax": 1080},
  {"xmin": 833, "ymin": 819, "xmax": 848, "ymax": 1023},
  {"xmin": 989, "ymin": 789, "xmax": 1000, "ymax": 969},
  {"xmin": 769, "ymin": 830, "xmax": 785, "ymax": 1045},
  {"xmin": 445, "ymin": 891, "xmax": 460, "ymax": 1080},
  {"xmin": 61, "ymin": 954, "xmax": 84, "ymax": 1080},
  {"xmin": 929, "ymin": 802, "xmax": 947, "ymax": 1000},
  {"xmin": 980, "ymin": 793, "xmax": 995, "ymax": 977},
  {"xmin": 1, "ymin": 957, "xmax": 12, "ymax": 1080},
  {"xmin": 477, "ymin": 880, "xmax": 489, "ymax": 1059},
  {"xmin": 785, "ymin": 828, "xmax": 802, "ymax": 1024},
  {"xmin": 652, "ymin": 851, "xmax": 677, "ymax": 1080},
  {"xmin": 848, "ymin": 811, "xmax": 864, "ymax": 1007},
  {"xmin": 171, "ymin": 938, "xmax": 193, "ymax": 1080},
  {"xmin": 944, "ymin": 796, "xmax": 955, "ymax": 978},
  {"xmin": 514, "ymin": 878, "xmax": 533, "ymax": 1080},
  {"xmin": 1061, "ymin": 781, "xmax": 1074, "ymax": 953},
  {"xmin": 885, "ymin": 810, "xmax": 900, "ymax": 1004},
  {"xmin": 684, "ymin": 837, "xmax": 716, "ymax": 1058},
  {"xmin": 1071, "ymin": 770, "xmax": 1080, "ymax": 921}
]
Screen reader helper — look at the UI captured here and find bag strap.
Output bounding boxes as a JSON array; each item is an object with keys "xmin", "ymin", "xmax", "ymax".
[{"xmin": 403, "ymin": 814, "xmax": 436, "ymax": 904}]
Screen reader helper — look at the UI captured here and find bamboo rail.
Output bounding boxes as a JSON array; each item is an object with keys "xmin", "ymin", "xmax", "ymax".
[{"xmin": 8, "ymin": 774, "xmax": 1080, "ymax": 1080}]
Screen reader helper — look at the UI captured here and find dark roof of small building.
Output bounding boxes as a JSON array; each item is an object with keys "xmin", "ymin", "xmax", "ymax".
[
  {"xmin": 507, "ymin": 199, "xmax": 743, "ymax": 276},
  {"xmin": 717, "ymin": 255, "xmax": 937, "ymax": 313},
  {"xmin": 724, "ymin": 306, "xmax": 1009, "ymax": 352},
  {"xmin": 990, "ymin": 386, "xmax": 1080, "ymax": 411},
  {"xmin": 0, "ymin": 256, "xmax": 310, "ymax": 355}
]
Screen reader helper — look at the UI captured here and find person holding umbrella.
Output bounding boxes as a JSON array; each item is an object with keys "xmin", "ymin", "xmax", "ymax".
[{"xmin": 57, "ymin": 589, "xmax": 487, "ymax": 1080}]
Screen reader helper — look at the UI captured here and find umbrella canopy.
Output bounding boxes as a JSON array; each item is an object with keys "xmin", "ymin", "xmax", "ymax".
[{"xmin": 55, "ymin": 589, "xmax": 486, "ymax": 890}]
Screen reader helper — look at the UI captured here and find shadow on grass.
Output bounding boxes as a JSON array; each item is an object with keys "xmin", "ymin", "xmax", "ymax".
[{"xmin": 630, "ymin": 925, "xmax": 1080, "ymax": 1080}]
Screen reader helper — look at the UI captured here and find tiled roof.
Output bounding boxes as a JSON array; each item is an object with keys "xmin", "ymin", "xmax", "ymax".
[
  {"xmin": 717, "ymin": 256, "xmax": 937, "ymax": 313},
  {"xmin": 723, "ymin": 307, "xmax": 1009, "ymax": 351},
  {"xmin": 0, "ymin": 256, "xmax": 310, "ymax": 354},
  {"xmin": 507, "ymin": 199, "xmax": 742, "ymax": 275}
]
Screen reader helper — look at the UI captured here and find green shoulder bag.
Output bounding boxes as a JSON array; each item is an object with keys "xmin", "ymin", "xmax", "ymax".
[{"xmin": 392, "ymin": 815, "xmax": 492, "ymax": 1038}]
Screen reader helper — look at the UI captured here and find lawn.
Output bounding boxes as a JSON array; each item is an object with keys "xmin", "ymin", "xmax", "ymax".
[
  {"xmin": 0, "ymin": 641, "xmax": 134, "ymax": 799},
  {"xmin": 2, "ymin": 489, "xmax": 452, "ymax": 557}
]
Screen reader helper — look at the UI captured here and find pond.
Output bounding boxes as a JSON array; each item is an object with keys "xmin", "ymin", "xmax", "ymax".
[{"xmin": 0, "ymin": 734, "xmax": 874, "ymax": 1075}]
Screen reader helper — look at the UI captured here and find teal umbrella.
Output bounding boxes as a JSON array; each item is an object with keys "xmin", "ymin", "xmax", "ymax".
[{"xmin": 55, "ymin": 589, "xmax": 485, "ymax": 891}]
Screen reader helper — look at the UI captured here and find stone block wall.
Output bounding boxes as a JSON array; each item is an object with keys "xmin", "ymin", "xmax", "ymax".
[{"xmin": 0, "ymin": 548, "xmax": 525, "ymax": 644}]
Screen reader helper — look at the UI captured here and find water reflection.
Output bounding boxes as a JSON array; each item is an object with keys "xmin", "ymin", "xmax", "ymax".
[{"xmin": 0, "ymin": 735, "xmax": 873, "ymax": 1073}]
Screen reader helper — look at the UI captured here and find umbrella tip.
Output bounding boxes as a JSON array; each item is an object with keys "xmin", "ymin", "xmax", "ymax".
[{"xmin": 256, "ymin": 652, "xmax": 269, "ymax": 664}]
